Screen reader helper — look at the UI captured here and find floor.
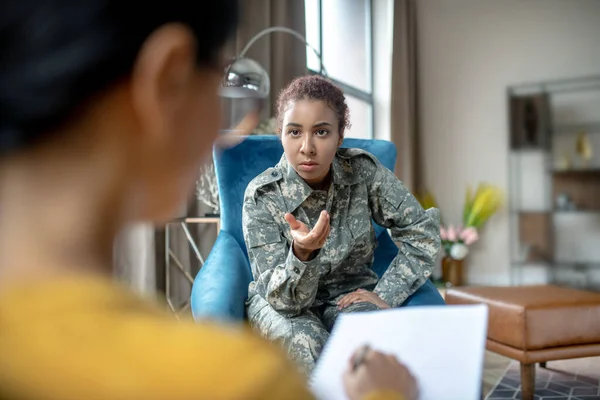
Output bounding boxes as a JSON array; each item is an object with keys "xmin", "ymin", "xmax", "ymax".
[
  {"xmin": 484, "ymin": 351, "xmax": 513, "ymax": 396},
  {"xmin": 483, "ymin": 353, "xmax": 600, "ymax": 400}
]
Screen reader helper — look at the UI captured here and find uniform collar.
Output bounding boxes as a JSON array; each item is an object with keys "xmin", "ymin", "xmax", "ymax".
[
  {"xmin": 331, "ymin": 150, "xmax": 361, "ymax": 186},
  {"xmin": 276, "ymin": 150, "xmax": 361, "ymax": 213}
]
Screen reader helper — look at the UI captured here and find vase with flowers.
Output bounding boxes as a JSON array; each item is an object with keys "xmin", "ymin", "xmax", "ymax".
[{"xmin": 419, "ymin": 183, "xmax": 503, "ymax": 287}]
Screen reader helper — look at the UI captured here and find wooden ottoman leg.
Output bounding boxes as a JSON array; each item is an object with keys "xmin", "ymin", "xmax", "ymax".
[
  {"xmin": 520, "ymin": 363, "xmax": 536, "ymax": 400},
  {"xmin": 539, "ymin": 361, "xmax": 547, "ymax": 369}
]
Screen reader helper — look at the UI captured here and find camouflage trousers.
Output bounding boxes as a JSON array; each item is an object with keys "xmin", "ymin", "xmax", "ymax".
[{"xmin": 246, "ymin": 294, "xmax": 380, "ymax": 375}]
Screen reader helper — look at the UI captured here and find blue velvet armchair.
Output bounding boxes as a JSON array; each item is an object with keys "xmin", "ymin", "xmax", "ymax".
[{"xmin": 191, "ymin": 135, "xmax": 444, "ymax": 322}]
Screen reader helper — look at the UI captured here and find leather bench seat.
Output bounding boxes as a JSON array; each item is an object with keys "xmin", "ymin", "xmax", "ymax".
[{"xmin": 446, "ymin": 285, "xmax": 600, "ymax": 400}]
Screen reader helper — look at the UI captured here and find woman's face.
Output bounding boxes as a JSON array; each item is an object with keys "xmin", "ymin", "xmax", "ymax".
[{"xmin": 281, "ymin": 99, "xmax": 343, "ymax": 187}]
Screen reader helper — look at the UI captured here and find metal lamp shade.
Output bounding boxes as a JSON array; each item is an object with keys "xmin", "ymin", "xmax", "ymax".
[{"xmin": 220, "ymin": 58, "xmax": 270, "ymax": 99}]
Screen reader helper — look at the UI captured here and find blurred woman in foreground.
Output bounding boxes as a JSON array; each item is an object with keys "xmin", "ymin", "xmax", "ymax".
[{"xmin": 0, "ymin": 1, "xmax": 417, "ymax": 399}]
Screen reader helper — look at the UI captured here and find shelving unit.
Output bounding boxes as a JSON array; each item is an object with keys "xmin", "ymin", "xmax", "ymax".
[{"xmin": 508, "ymin": 75, "xmax": 600, "ymax": 291}]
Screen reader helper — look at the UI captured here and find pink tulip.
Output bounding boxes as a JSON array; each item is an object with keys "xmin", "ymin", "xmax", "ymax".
[
  {"xmin": 440, "ymin": 226, "xmax": 448, "ymax": 241},
  {"xmin": 458, "ymin": 227, "xmax": 469, "ymax": 241},
  {"xmin": 461, "ymin": 227, "xmax": 479, "ymax": 245},
  {"xmin": 447, "ymin": 225, "xmax": 457, "ymax": 242}
]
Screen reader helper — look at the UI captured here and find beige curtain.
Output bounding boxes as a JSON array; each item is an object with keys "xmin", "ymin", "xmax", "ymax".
[
  {"xmin": 390, "ymin": 0, "xmax": 422, "ymax": 194},
  {"xmin": 113, "ymin": 0, "xmax": 307, "ymax": 306},
  {"xmin": 233, "ymin": 0, "xmax": 307, "ymax": 118}
]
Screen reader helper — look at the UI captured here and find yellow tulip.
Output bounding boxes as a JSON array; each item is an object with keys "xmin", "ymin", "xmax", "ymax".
[
  {"xmin": 416, "ymin": 183, "xmax": 502, "ymax": 230},
  {"xmin": 464, "ymin": 184, "xmax": 503, "ymax": 228},
  {"xmin": 417, "ymin": 191, "xmax": 439, "ymax": 211},
  {"xmin": 463, "ymin": 185, "xmax": 474, "ymax": 224}
]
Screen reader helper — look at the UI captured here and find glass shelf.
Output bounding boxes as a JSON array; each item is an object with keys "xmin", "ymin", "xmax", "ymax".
[
  {"xmin": 552, "ymin": 209, "xmax": 600, "ymax": 213},
  {"xmin": 551, "ymin": 168, "xmax": 600, "ymax": 174},
  {"xmin": 511, "ymin": 261, "xmax": 600, "ymax": 268},
  {"xmin": 552, "ymin": 122, "xmax": 600, "ymax": 135},
  {"xmin": 511, "ymin": 209, "xmax": 600, "ymax": 213}
]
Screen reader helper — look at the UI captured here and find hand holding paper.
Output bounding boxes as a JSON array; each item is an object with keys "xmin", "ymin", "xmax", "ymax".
[
  {"xmin": 343, "ymin": 345, "xmax": 419, "ymax": 400},
  {"xmin": 311, "ymin": 304, "xmax": 488, "ymax": 400}
]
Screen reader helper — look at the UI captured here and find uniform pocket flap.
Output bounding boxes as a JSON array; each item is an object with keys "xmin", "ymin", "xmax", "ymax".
[
  {"xmin": 246, "ymin": 225, "xmax": 282, "ymax": 248},
  {"xmin": 382, "ymin": 182, "xmax": 407, "ymax": 209}
]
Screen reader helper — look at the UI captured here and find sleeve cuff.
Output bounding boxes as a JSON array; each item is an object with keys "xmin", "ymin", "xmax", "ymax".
[
  {"xmin": 286, "ymin": 244, "xmax": 321, "ymax": 277},
  {"xmin": 375, "ymin": 250, "xmax": 434, "ymax": 308}
]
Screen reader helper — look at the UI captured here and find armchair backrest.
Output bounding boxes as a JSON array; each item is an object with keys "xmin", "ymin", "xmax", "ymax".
[{"xmin": 213, "ymin": 135, "xmax": 399, "ymax": 277}]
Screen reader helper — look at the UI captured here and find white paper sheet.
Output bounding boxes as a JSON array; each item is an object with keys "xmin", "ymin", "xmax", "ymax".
[{"xmin": 310, "ymin": 304, "xmax": 489, "ymax": 400}]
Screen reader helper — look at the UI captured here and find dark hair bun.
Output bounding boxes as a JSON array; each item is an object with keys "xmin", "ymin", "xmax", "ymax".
[{"xmin": 0, "ymin": 1, "xmax": 238, "ymax": 155}]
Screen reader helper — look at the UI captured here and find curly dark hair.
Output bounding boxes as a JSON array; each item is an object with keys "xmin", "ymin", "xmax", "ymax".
[{"xmin": 276, "ymin": 75, "xmax": 351, "ymax": 136}]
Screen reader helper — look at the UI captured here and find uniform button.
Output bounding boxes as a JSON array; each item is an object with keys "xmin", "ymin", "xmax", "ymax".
[
  {"xmin": 293, "ymin": 267, "xmax": 300, "ymax": 274},
  {"xmin": 271, "ymin": 171, "xmax": 279, "ymax": 177},
  {"xmin": 424, "ymin": 270, "xmax": 431, "ymax": 277}
]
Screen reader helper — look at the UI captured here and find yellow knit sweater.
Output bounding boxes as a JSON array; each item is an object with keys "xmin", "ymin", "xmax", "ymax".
[{"xmin": 0, "ymin": 277, "xmax": 404, "ymax": 400}]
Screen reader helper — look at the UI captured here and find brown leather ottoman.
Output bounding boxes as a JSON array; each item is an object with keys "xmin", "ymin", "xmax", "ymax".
[{"xmin": 446, "ymin": 285, "xmax": 600, "ymax": 400}]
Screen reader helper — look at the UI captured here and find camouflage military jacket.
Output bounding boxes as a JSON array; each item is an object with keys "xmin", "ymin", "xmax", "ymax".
[{"xmin": 242, "ymin": 148, "xmax": 440, "ymax": 317}]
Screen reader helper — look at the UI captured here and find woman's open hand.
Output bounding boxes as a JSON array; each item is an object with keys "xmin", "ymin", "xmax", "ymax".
[{"xmin": 285, "ymin": 211, "xmax": 330, "ymax": 261}]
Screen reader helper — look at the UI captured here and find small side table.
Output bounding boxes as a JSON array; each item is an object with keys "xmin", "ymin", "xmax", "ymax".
[{"xmin": 165, "ymin": 217, "xmax": 220, "ymax": 318}]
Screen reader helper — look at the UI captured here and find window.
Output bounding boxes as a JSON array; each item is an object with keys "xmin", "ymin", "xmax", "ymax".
[{"xmin": 305, "ymin": 0, "xmax": 374, "ymax": 139}]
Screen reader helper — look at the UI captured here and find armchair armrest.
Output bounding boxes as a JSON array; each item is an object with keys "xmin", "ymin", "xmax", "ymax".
[
  {"xmin": 190, "ymin": 230, "xmax": 252, "ymax": 322},
  {"xmin": 401, "ymin": 279, "xmax": 446, "ymax": 307}
]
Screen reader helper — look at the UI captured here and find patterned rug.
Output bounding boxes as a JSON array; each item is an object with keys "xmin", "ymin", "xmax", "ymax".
[{"xmin": 485, "ymin": 357, "xmax": 600, "ymax": 400}]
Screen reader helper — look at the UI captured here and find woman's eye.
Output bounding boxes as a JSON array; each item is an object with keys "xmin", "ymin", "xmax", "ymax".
[
  {"xmin": 315, "ymin": 129, "xmax": 329, "ymax": 136},
  {"xmin": 288, "ymin": 130, "xmax": 301, "ymax": 137}
]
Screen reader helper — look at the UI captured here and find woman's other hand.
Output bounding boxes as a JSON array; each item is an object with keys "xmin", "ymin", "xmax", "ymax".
[{"xmin": 337, "ymin": 289, "xmax": 391, "ymax": 310}]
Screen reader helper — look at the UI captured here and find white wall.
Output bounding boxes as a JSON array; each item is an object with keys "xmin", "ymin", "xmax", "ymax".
[{"xmin": 417, "ymin": 0, "xmax": 600, "ymax": 285}]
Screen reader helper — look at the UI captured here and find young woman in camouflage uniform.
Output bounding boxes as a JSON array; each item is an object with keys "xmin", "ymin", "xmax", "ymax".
[{"xmin": 243, "ymin": 75, "xmax": 441, "ymax": 374}]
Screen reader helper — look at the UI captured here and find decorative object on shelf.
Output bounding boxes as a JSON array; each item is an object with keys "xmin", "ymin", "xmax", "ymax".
[
  {"xmin": 555, "ymin": 192, "xmax": 576, "ymax": 211},
  {"xmin": 419, "ymin": 184, "xmax": 503, "ymax": 287},
  {"xmin": 517, "ymin": 243, "xmax": 532, "ymax": 263},
  {"xmin": 196, "ymin": 163, "xmax": 219, "ymax": 217},
  {"xmin": 575, "ymin": 131, "xmax": 593, "ymax": 167},
  {"xmin": 554, "ymin": 154, "xmax": 572, "ymax": 171},
  {"xmin": 509, "ymin": 93, "xmax": 550, "ymax": 150}
]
